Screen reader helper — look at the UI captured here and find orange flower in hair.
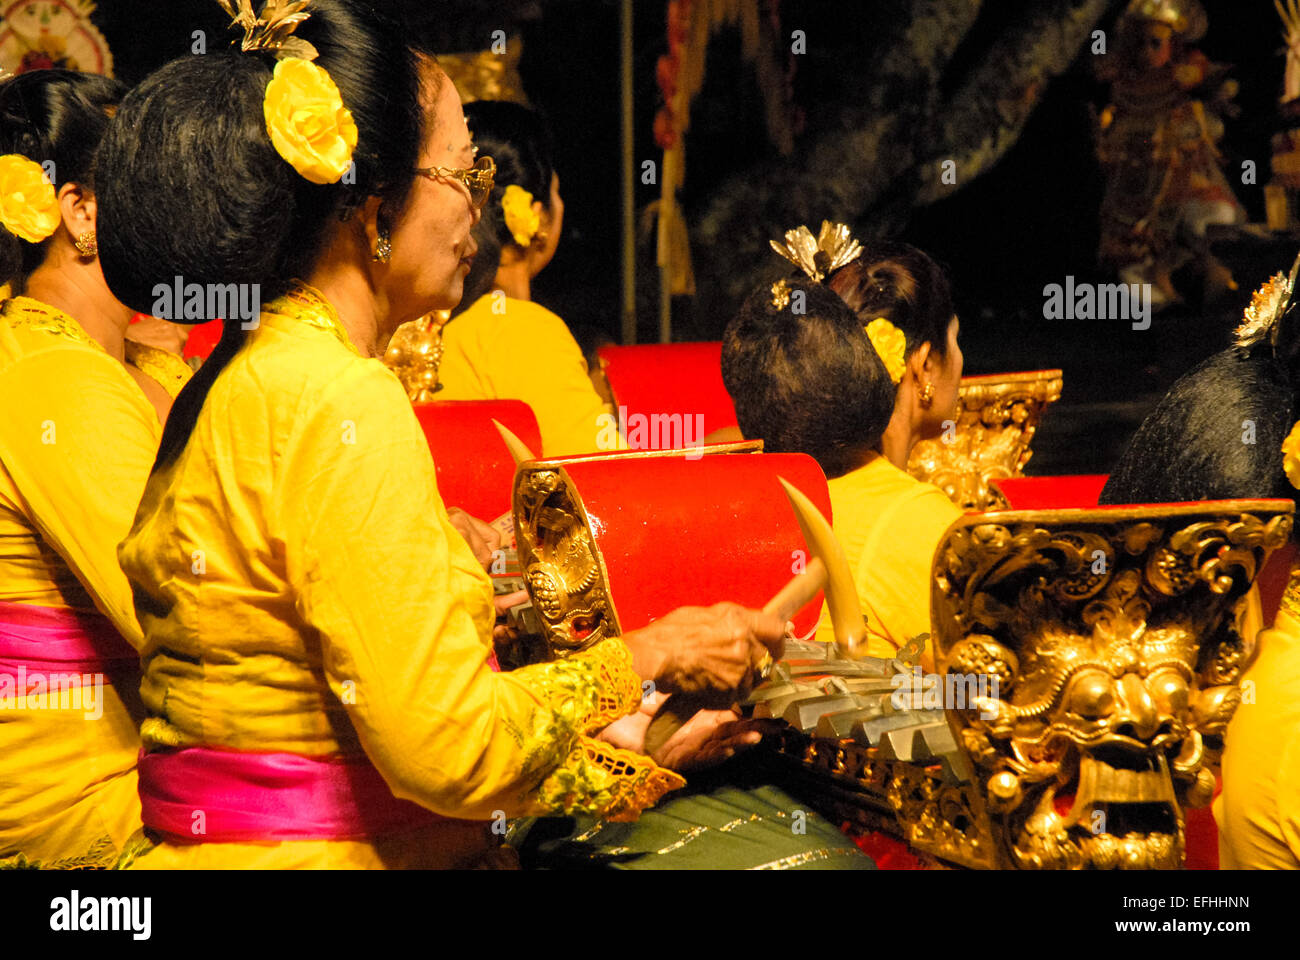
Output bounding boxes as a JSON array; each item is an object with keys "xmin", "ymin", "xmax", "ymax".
[
  {"xmin": 263, "ymin": 57, "xmax": 357, "ymax": 185},
  {"xmin": 1283, "ymin": 420, "xmax": 1300, "ymax": 490},
  {"xmin": 865, "ymin": 317, "xmax": 907, "ymax": 385},
  {"xmin": 0, "ymin": 154, "xmax": 60, "ymax": 243}
]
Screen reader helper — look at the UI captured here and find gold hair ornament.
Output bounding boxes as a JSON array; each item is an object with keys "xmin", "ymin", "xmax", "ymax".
[
  {"xmin": 771, "ymin": 279, "xmax": 791, "ymax": 310},
  {"xmin": 769, "ymin": 220, "xmax": 862, "ymax": 283},
  {"xmin": 218, "ymin": 0, "xmax": 319, "ymax": 61},
  {"xmin": 218, "ymin": 1, "xmax": 356, "ymax": 185},
  {"xmin": 1235, "ymin": 250, "xmax": 1300, "ymax": 348},
  {"xmin": 0, "ymin": 154, "xmax": 60, "ymax": 244}
]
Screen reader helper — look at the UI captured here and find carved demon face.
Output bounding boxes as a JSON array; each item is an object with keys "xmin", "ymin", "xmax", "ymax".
[{"xmin": 935, "ymin": 509, "xmax": 1289, "ymax": 869}]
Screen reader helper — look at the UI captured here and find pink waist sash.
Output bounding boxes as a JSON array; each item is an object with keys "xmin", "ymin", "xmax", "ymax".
[
  {"xmin": 139, "ymin": 746, "xmax": 468, "ymax": 843},
  {"xmin": 0, "ymin": 600, "xmax": 136, "ymax": 674}
]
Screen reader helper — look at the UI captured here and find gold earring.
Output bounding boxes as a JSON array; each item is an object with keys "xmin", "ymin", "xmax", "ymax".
[
  {"xmin": 74, "ymin": 230, "xmax": 97, "ymax": 258},
  {"xmin": 919, "ymin": 382, "xmax": 935, "ymax": 406},
  {"xmin": 533, "ymin": 230, "xmax": 549, "ymax": 247},
  {"xmin": 373, "ymin": 228, "xmax": 391, "ymax": 264}
]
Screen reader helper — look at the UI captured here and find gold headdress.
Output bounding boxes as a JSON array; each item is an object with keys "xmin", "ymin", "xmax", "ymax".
[
  {"xmin": 218, "ymin": 0, "xmax": 319, "ymax": 61},
  {"xmin": 769, "ymin": 220, "xmax": 862, "ymax": 283},
  {"xmin": 1124, "ymin": 0, "xmax": 1207, "ymax": 40}
]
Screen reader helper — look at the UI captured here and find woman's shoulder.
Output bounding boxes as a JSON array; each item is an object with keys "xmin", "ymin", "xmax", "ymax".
[
  {"xmin": 830, "ymin": 455, "xmax": 962, "ymax": 528},
  {"xmin": 454, "ymin": 293, "xmax": 568, "ymax": 332}
]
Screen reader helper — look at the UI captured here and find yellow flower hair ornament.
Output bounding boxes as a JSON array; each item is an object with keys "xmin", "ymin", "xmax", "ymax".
[
  {"xmin": 865, "ymin": 317, "xmax": 907, "ymax": 385},
  {"xmin": 263, "ymin": 57, "xmax": 357, "ymax": 185},
  {"xmin": 502, "ymin": 184, "xmax": 540, "ymax": 247},
  {"xmin": 0, "ymin": 154, "xmax": 60, "ymax": 244},
  {"xmin": 219, "ymin": 1, "xmax": 356, "ymax": 184},
  {"xmin": 1283, "ymin": 420, "xmax": 1300, "ymax": 490}
]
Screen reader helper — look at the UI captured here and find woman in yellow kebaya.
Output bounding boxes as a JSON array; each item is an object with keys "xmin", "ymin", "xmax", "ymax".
[
  {"xmin": 0, "ymin": 69, "xmax": 189, "ymax": 868},
  {"xmin": 724, "ymin": 230, "xmax": 964, "ymax": 661},
  {"xmin": 95, "ymin": 0, "xmax": 782, "ymax": 868},
  {"xmin": 437, "ymin": 101, "xmax": 618, "ymax": 457}
]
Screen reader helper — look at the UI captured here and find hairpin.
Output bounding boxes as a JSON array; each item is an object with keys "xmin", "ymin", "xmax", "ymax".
[
  {"xmin": 1235, "ymin": 249, "xmax": 1300, "ymax": 348},
  {"xmin": 218, "ymin": 0, "xmax": 319, "ymax": 61},
  {"xmin": 769, "ymin": 220, "xmax": 862, "ymax": 283}
]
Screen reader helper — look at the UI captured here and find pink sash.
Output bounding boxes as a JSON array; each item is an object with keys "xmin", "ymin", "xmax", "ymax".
[
  {"xmin": 0, "ymin": 600, "xmax": 136, "ymax": 674},
  {"xmin": 138, "ymin": 746, "xmax": 462, "ymax": 843}
]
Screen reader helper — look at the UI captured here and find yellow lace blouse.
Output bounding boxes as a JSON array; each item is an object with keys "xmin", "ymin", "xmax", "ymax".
[{"xmin": 118, "ymin": 284, "xmax": 680, "ymax": 863}]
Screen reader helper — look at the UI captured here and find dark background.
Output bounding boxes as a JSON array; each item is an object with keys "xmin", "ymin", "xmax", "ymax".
[{"xmin": 88, "ymin": 0, "xmax": 1292, "ymax": 473}]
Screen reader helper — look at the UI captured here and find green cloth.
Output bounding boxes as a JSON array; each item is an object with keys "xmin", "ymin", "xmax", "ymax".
[{"xmin": 511, "ymin": 758, "xmax": 875, "ymax": 870}]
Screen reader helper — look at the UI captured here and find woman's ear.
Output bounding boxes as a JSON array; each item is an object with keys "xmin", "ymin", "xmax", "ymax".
[
  {"xmin": 910, "ymin": 341, "xmax": 933, "ymax": 380},
  {"xmin": 358, "ymin": 195, "xmax": 387, "ymax": 265},
  {"xmin": 57, "ymin": 182, "xmax": 95, "ymax": 237}
]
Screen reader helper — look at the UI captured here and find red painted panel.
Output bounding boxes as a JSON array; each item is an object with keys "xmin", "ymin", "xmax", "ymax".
[
  {"xmin": 597, "ymin": 342, "xmax": 739, "ymax": 444},
  {"xmin": 183, "ymin": 318, "xmax": 224, "ymax": 362},
  {"xmin": 557, "ymin": 452, "xmax": 831, "ymax": 637},
  {"xmin": 992, "ymin": 475, "xmax": 1109, "ymax": 510},
  {"xmin": 413, "ymin": 399, "xmax": 541, "ymax": 521}
]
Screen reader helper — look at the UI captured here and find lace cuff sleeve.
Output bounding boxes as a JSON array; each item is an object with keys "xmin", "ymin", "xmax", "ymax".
[
  {"xmin": 512, "ymin": 638, "xmax": 684, "ymax": 819},
  {"xmin": 537, "ymin": 737, "xmax": 686, "ymax": 822}
]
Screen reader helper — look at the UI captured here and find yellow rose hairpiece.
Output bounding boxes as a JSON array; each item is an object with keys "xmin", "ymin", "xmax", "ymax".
[
  {"xmin": 1283, "ymin": 420, "xmax": 1300, "ymax": 491},
  {"xmin": 865, "ymin": 317, "xmax": 907, "ymax": 385},
  {"xmin": 263, "ymin": 58, "xmax": 358, "ymax": 185},
  {"xmin": 501, "ymin": 184, "xmax": 540, "ymax": 247},
  {"xmin": 0, "ymin": 154, "xmax": 61, "ymax": 244},
  {"xmin": 770, "ymin": 220, "xmax": 862, "ymax": 283},
  {"xmin": 219, "ymin": 1, "xmax": 357, "ymax": 185}
]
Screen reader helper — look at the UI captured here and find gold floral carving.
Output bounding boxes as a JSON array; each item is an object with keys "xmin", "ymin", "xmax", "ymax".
[
  {"xmin": 907, "ymin": 370, "xmax": 1064, "ymax": 511},
  {"xmin": 382, "ymin": 310, "xmax": 450, "ymax": 402},
  {"xmin": 437, "ymin": 39, "xmax": 529, "ymax": 105}
]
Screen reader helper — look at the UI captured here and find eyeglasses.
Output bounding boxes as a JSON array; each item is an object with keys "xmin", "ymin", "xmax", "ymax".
[{"xmin": 415, "ymin": 155, "xmax": 496, "ymax": 210}]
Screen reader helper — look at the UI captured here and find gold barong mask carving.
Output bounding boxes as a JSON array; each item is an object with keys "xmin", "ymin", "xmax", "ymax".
[{"xmin": 932, "ymin": 505, "xmax": 1291, "ymax": 868}]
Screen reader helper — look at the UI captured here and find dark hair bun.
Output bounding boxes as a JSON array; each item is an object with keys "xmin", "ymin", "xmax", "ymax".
[
  {"xmin": 722, "ymin": 276, "xmax": 896, "ymax": 478},
  {"xmin": 827, "ymin": 241, "xmax": 955, "ymax": 358}
]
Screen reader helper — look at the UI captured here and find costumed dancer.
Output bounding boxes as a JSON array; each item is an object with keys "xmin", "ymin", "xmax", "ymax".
[{"xmin": 97, "ymin": 0, "xmax": 782, "ymax": 868}]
